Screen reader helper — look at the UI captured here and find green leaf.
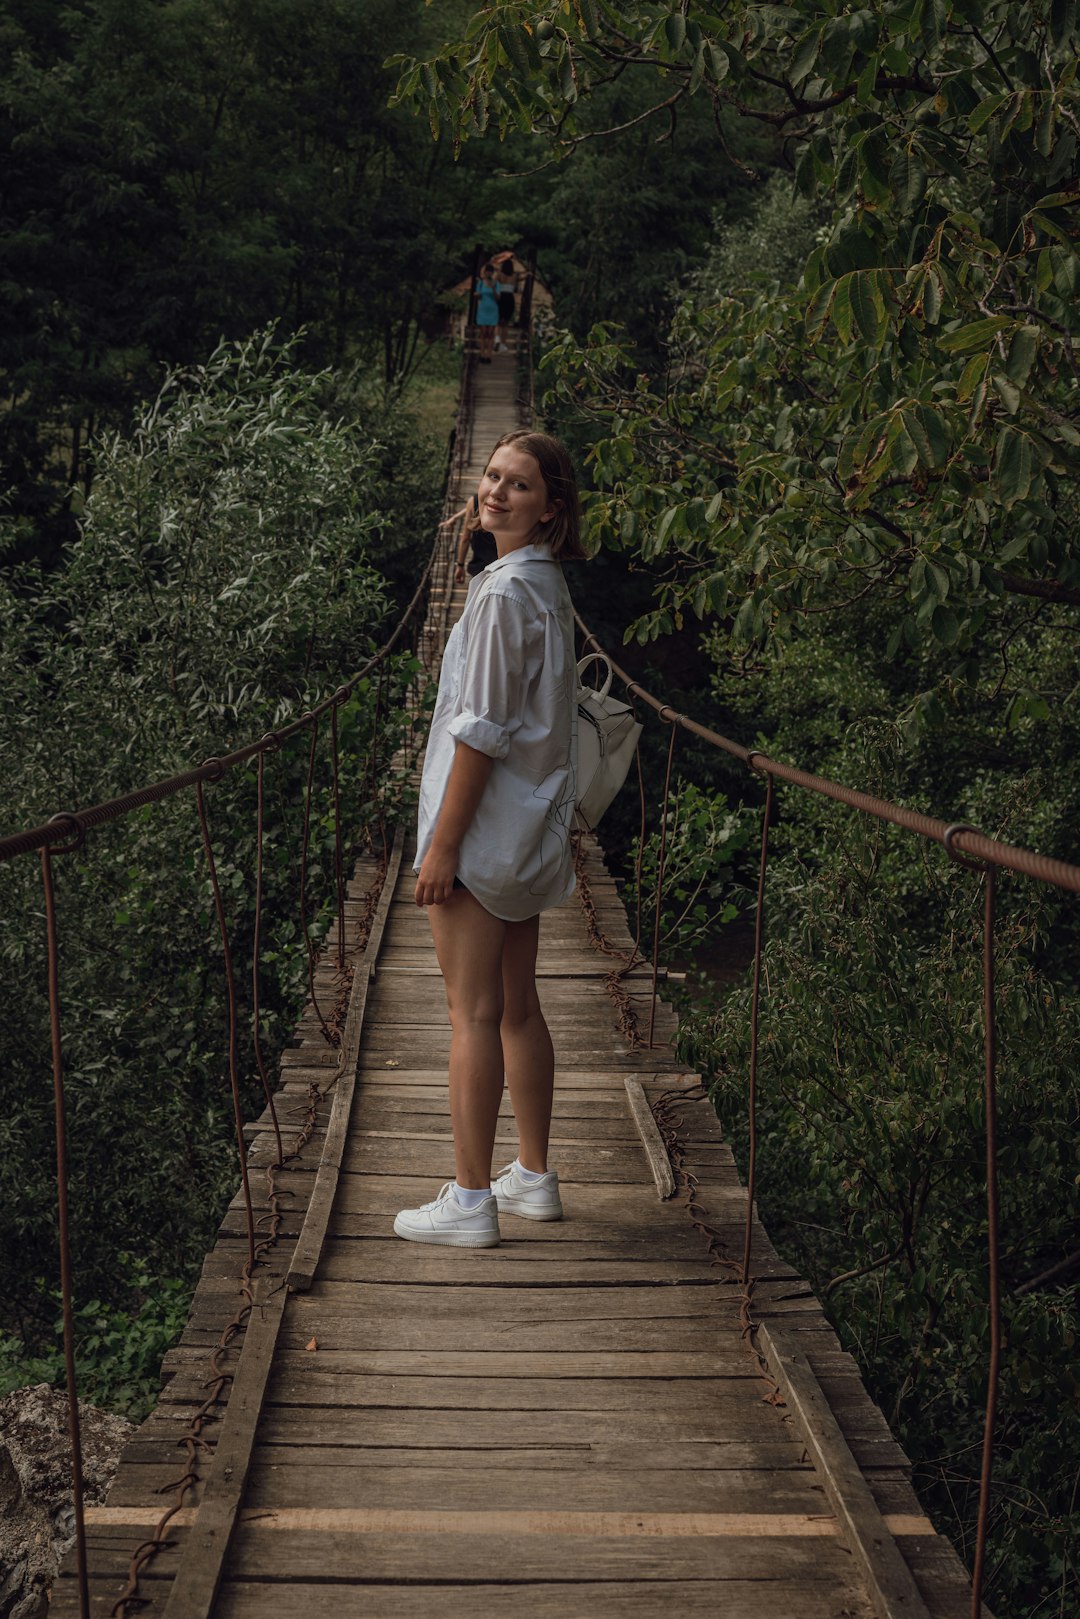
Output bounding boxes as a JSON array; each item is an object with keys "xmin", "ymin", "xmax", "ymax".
[
  {"xmin": 992, "ymin": 425, "xmax": 1037, "ymax": 506},
  {"xmin": 664, "ymin": 12, "xmax": 687, "ymax": 51},
  {"xmin": 1005, "ymin": 324, "xmax": 1039, "ymax": 389},
  {"xmin": 932, "ymin": 604, "xmax": 959, "ymax": 646},
  {"xmin": 956, "ymin": 351, "xmax": 989, "ymax": 404},
  {"xmin": 789, "ymin": 25, "xmax": 822, "ymax": 85},
  {"xmin": 890, "ymin": 151, "xmax": 928, "ymax": 214},
  {"xmin": 831, "ymin": 274, "xmax": 854, "ymax": 344},
  {"xmin": 705, "ymin": 43, "xmax": 731, "ymax": 82},
  {"xmin": 499, "ymin": 24, "xmax": 541, "ymax": 79},
  {"xmin": 937, "ymin": 317, "xmax": 1012, "ymax": 353},
  {"xmin": 576, "ymin": 0, "xmax": 601, "ymax": 39},
  {"xmin": 994, "ymin": 372, "xmax": 1021, "ymax": 416},
  {"xmin": 850, "ymin": 270, "xmax": 887, "ymax": 346},
  {"xmin": 969, "ymin": 91, "xmax": 1011, "ymax": 133}
]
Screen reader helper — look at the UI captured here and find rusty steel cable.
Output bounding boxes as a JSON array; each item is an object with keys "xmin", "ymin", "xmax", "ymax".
[
  {"xmin": 573, "ymin": 611, "xmax": 1080, "ymax": 896},
  {"xmin": 631, "ymin": 699, "xmax": 647, "ymax": 962},
  {"xmin": 40, "ymin": 845, "xmax": 91, "ymax": 1619},
  {"xmin": 571, "ymin": 834, "xmax": 645, "ymax": 1050},
  {"xmin": 8, "ymin": 373, "xmax": 473, "ymax": 1617},
  {"xmin": 649, "ymin": 1082, "xmax": 786, "ymax": 1410},
  {"xmin": 375, "ymin": 658, "xmax": 390, "ymax": 864},
  {"xmin": 252, "ymin": 747, "xmax": 284, "ymax": 1169},
  {"xmin": 0, "ymin": 534, "xmax": 442, "ymax": 867},
  {"xmin": 742, "ymin": 768, "xmax": 774, "ymax": 1291},
  {"xmin": 574, "ymin": 612, "xmax": 1055, "ymax": 1618},
  {"xmin": 196, "ymin": 778, "xmax": 256, "ymax": 1278},
  {"xmin": 942, "ymin": 826, "xmax": 1002, "ymax": 1619},
  {"xmin": 298, "ymin": 714, "xmax": 336, "ymax": 1048},
  {"xmin": 330, "ymin": 699, "xmax": 347, "ymax": 973},
  {"xmin": 649, "ymin": 714, "xmax": 679, "ymax": 1049}
]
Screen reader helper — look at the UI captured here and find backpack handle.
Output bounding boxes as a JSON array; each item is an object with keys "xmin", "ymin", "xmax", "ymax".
[{"xmin": 576, "ymin": 652, "xmax": 613, "ymax": 701}]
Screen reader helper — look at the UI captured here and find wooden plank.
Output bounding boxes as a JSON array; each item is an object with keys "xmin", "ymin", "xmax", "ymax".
[
  {"xmin": 54, "ymin": 1578, "xmax": 876, "ymax": 1619},
  {"xmin": 624, "ymin": 1075, "xmax": 677, "ymax": 1197},
  {"xmin": 757, "ymin": 1323, "xmax": 934, "ymax": 1619},
  {"xmin": 160, "ymin": 1277, "xmax": 288, "ymax": 1619},
  {"xmin": 213, "ymin": 1526, "xmax": 875, "ymax": 1584},
  {"xmin": 91, "ymin": 1505, "xmax": 865, "ymax": 1537},
  {"xmin": 259, "ymin": 1371, "xmax": 766, "ymax": 1413},
  {"xmin": 240, "ymin": 1464, "xmax": 829, "ymax": 1516},
  {"xmin": 288, "ymin": 828, "xmax": 405, "ymax": 1291}
]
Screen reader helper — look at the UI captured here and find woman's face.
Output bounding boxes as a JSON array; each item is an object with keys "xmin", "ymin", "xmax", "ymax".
[{"xmin": 479, "ymin": 445, "xmax": 554, "ymax": 547}]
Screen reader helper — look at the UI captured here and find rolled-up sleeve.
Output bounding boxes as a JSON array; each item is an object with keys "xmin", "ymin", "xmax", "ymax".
[{"xmin": 448, "ymin": 589, "xmax": 534, "ymax": 760}]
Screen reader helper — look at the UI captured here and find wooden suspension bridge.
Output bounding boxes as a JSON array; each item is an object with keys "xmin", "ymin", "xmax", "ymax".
[{"xmin": 46, "ymin": 336, "xmax": 991, "ymax": 1619}]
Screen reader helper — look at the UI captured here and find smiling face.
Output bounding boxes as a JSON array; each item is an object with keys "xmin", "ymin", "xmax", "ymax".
[{"xmin": 479, "ymin": 445, "xmax": 557, "ymax": 553}]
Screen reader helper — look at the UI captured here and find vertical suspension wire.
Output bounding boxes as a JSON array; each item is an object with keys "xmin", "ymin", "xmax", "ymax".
[
  {"xmin": 196, "ymin": 776, "xmax": 257, "ymax": 1276},
  {"xmin": 648, "ymin": 714, "xmax": 679, "ymax": 1048},
  {"xmin": 252, "ymin": 745, "xmax": 283, "ymax": 1169},
  {"xmin": 330, "ymin": 697, "xmax": 347, "ymax": 972},
  {"xmin": 971, "ymin": 864, "xmax": 1000, "ymax": 1619},
  {"xmin": 742, "ymin": 766, "xmax": 775, "ymax": 1288},
  {"xmin": 40, "ymin": 845, "xmax": 90, "ymax": 1619},
  {"xmin": 299, "ymin": 715, "xmax": 335, "ymax": 1045},
  {"xmin": 631, "ymin": 696, "xmax": 647, "ymax": 968},
  {"xmin": 373, "ymin": 657, "xmax": 389, "ymax": 864}
]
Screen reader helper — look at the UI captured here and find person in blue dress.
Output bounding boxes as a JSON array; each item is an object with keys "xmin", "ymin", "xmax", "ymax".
[{"xmin": 474, "ymin": 262, "xmax": 501, "ymax": 362}]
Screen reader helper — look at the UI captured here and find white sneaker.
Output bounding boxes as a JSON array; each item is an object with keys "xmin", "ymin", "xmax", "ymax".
[
  {"xmin": 491, "ymin": 1162, "xmax": 563, "ymax": 1222},
  {"xmin": 393, "ymin": 1182, "xmax": 500, "ymax": 1247}
]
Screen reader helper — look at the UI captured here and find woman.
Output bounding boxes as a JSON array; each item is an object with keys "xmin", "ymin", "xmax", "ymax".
[
  {"xmin": 494, "ymin": 253, "xmax": 517, "ymax": 352},
  {"xmin": 473, "ymin": 262, "xmax": 500, "ymax": 362},
  {"xmin": 395, "ymin": 431, "xmax": 587, "ymax": 1248},
  {"xmin": 451, "ymin": 493, "xmax": 497, "ymax": 581}
]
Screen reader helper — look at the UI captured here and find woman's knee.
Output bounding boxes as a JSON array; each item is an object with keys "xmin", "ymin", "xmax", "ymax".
[
  {"xmin": 446, "ymin": 987, "xmax": 505, "ymax": 1028},
  {"xmin": 501, "ymin": 986, "xmax": 542, "ymax": 1027}
]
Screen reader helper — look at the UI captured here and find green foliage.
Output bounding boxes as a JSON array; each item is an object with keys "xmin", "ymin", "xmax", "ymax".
[
  {"xmin": 679, "ymin": 818, "xmax": 1080, "ymax": 1614},
  {"xmin": 0, "ymin": 1257, "xmax": 192, "ymax": 1422},
  {"xmin": 0, "ymin": 333, "xmax": 436, "ymax": 1381},
  {"xmin": 623, "ymin": 780, "xmax": 754, "ymax": 957},
  {"xmin": 0, "ymin": 0, "xmax": 483, "ymax": 557},
  {"xmin": 397, "ymin": 2, "xmax": 1080, "ymax": 683}
]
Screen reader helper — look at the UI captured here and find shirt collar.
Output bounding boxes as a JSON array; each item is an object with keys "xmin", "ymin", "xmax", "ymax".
[{"xmin": 485, "ymin": 542, "xmax": 557, "ymax": 572}]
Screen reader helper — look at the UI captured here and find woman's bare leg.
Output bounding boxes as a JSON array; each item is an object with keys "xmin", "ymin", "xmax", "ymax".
[
  {"xmin": 501, "ymin": 913, "xmax": 554, "ymax": 1173},
  {"xmin": 427, "ymin": 888, "xmax": 507, "ymax": 1189}
]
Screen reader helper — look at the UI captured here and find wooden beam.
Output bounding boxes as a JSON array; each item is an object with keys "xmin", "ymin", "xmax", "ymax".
[
  {"xmin": 288, "ymin": 827, "xmax": 405, "ymax": 1292},
  {"xmin": 161, "ymin": 1276, "xmax": 287, "ymax": 1619},
  {"xmin": 623, "ymin": 1077, "xmax": 676, "ymax": 1198},
  {"xmin": 756, "ymin": 1324, "xmax": 935, "ymax": 1619}
]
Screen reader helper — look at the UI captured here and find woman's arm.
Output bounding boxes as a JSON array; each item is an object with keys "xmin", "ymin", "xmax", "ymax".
[{"xmin": 414, "ymin": 740, "xmax": 494, "ymax": 906}]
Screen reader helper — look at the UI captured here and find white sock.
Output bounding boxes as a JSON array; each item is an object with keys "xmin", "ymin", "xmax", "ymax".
[
  {"xmin": 453, "ymin": 1183, "xmax": 491, "ymax": 1209},
  {"xmin": 514, "ymin": 1159, "xmax": 546, "ymax": 1183}
]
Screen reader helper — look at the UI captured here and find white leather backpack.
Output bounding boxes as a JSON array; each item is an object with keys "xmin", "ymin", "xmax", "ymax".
[{"xmin": 574, "ymin": 653, "xmax": 643, "ymax": 831}]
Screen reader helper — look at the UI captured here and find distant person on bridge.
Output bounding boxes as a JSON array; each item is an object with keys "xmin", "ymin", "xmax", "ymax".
[
  {"xmin": 494, "ymin": 252, "xmax": 518, "ymax": 352},
  {"xmin": 396, "ymin": 431, "xmax": 588, "ymax": 1248},
  {"xmin": 441, "ymin": 490, "xmax": 497, "ymax": 582},
  {"xmin": 473, "ymin": 262, "xmax": 501, "ymax": 363}
]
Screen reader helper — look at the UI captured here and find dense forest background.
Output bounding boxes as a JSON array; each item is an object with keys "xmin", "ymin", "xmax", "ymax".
[{"xmin": 2, "ymin": 2, "xmax": 1078, "ymax": 1613}]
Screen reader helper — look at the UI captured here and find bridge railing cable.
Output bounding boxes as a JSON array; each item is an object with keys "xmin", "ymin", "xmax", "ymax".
[
  {"xmin": 0, "ymin": 362, "xmax": 472, "ymax": 1614},
  {"xmin": 573, "ymin": 607, "xmax": 1079, "ymax": 1619}
]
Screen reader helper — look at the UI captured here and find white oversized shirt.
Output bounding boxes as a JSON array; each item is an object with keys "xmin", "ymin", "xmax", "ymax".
[{"xmin": 414, "ymin": 542, "xmax": 578, "ymax": 921}]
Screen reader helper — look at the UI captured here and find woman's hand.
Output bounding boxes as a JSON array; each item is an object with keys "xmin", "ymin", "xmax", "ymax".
[
  {"xmin": 454, "ymin": 563, "xmax": 466, "ymax": 584},
  {"xmin": 414, "ymin": 842, "xmax": 459, "ymax": 907}
]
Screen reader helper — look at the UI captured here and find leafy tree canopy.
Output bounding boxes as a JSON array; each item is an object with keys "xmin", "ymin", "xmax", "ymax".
[{"xmin": 394, "ymin": 2, "xmax": 1080, "ymax": 702}]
